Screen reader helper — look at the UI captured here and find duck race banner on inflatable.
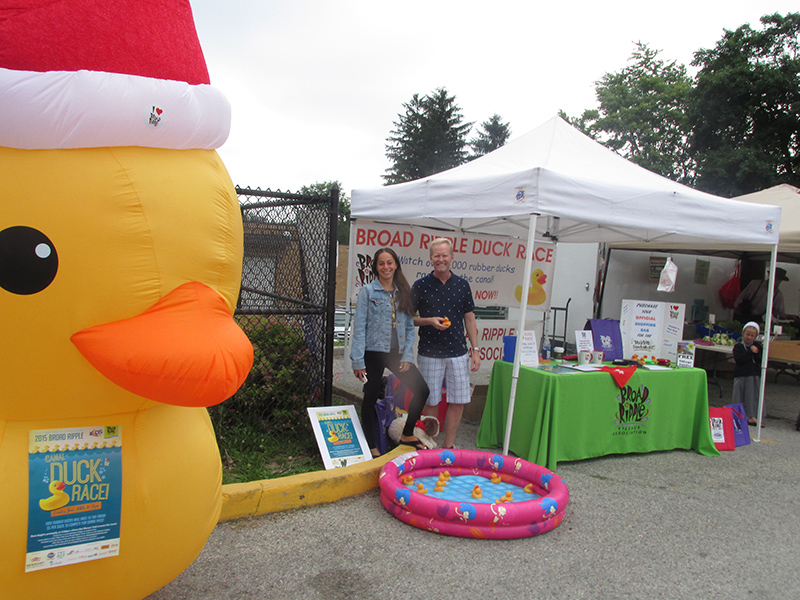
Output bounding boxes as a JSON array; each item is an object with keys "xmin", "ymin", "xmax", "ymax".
[
  {"xmin": 27, "ymin": 426, "xmax": 124, "ymax": 571},
  {"xmin": 0, "ymin": 1, "xmax": 254, "ymax": 599}
]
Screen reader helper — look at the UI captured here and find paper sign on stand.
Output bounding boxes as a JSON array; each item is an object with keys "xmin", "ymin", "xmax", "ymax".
[
  {"xmin": 575, "ymin": 330, "xmax": 594, "ymax": 353},
  {"xmin": 620, "ymin": 300, "xmax": 685, "ymax": 362},
  {"xmin": 677, "ymin": 341, "xmax": 695, "ymax": 368},
  {"xmin": 307, "ymin": 405, "xmax": 371, "ymax": 469},
  {"xmin": 519, "ymin": 331, "xmax": 539, "ymax": 367}
]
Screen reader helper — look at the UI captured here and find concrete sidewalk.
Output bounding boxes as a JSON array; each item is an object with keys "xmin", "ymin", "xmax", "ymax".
[{"xmin": 147, "ymin": 372, "xmax": 800, "ymax": 600}]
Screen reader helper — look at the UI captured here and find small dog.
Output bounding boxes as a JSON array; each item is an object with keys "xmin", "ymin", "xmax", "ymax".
[{"xmin": 387, "ymin": 414, "xmax": 439, "ymax": 449}]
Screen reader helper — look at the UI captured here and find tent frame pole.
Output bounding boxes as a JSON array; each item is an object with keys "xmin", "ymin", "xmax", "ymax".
[
  {"xmin": 594, "ymin": 245, "xmax": 611, "ymax": 318},
  {"xmin": 754, "ymin": 244, "xmax": 778, "ymax": 441},
  {"xmin": 503, "ymin": 213, "xmax": 538, "ymax": 455}
]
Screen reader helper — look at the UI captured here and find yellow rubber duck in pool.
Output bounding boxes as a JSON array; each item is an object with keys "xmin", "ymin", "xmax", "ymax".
[
  {"xmin": 38, "ymin": 481, "xmax": 69, "ymax": 512},
  {"xmin": 0, "ymin": 3, "xmax": 253, "ymax": 599},
  {"xmin": 515, "ymin": 268, "xmax": 548, "ymax": 306}
]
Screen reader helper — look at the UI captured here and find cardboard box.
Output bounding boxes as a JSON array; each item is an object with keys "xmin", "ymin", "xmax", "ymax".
[{"xmin": 464, "ymin": 384, "xmax": 488, "ymax": 423}]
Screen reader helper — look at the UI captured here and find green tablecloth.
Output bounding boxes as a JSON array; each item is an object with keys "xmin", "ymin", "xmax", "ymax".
[{"xmin": 477, "ymin": 361, "xmax": 719, "ymax": 470}]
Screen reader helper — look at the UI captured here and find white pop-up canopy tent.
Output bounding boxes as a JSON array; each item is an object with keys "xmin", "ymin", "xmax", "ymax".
[
  {"xmin": 606, "ymin": 185, "xmax": 800, "ymax": 438},
  {"xmin": 352, "ymin": 116, "xmax": 782, "ymax": 449},
  {"xmin": 735, "ymin": 184, "xmax": 800, "ymax": 260},
  {"xmin": 611, "ymin": 184, "xmax": 800, "ymax": 262}
]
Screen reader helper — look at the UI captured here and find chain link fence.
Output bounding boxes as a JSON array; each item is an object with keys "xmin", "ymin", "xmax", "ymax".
[{"xmin": 208, "ymin": 186, "xmax": 339, "ymax": 478}]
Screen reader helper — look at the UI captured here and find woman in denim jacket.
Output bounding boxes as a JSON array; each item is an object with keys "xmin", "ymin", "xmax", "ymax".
[{"xmin": 351, "ymin": 248, "xmax": 429, "ymax": 454}]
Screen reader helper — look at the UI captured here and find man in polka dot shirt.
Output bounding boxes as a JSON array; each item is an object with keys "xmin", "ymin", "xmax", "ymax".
[{"xmin": 412, "ymin": 237, "xmax": 481, "ymax": 449}]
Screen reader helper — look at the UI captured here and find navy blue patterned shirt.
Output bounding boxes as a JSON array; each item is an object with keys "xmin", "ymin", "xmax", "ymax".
[{"xmin": 411, "ymin": 272, "xmax": 475, "ymax": 358}]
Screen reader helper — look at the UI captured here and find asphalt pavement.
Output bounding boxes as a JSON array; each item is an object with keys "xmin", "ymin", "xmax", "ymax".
[{"xmin": 146, "ymin": 365, "xmax": 800, "ymax": 600}]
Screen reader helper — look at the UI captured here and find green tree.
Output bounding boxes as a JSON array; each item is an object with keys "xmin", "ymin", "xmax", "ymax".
[
  {"xmin": 569, "ymin": 43, "xmax": 696, "ymax": 184},
  {"xmin": 559, "ymin": 108, "xmax": 594, "ymax": 136},
  {"xmin": 299, "ymin": 181, "xmax": 351, "ymax": 245},
  {"xmin": 383, "ymin": 88, "xmax": 473, "ymax": 184},
  {"xmin": 689, "ymin": 13, "xmax": 800, "ymax": 196},
  {"xmin": 469, "ymin": 114, "xmax": 512, "ymax": 159}
]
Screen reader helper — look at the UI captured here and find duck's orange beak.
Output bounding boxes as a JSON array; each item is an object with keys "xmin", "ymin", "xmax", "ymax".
[{"xmin": 71, "ymin": 281, "xmax": 254, "ymax": 407}]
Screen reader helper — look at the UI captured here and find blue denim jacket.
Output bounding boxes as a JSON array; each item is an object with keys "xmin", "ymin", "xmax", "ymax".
[{"xmin": 349, "ymin": 280, "xmax": 416, "ymax": 370}]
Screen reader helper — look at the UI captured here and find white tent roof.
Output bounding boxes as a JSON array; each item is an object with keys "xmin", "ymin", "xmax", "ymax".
[
  {"xmin": 734, "ymin": 184, "xmax": 800, "ymax": 255},
  {"xmin": 352, "ymin": 116, "xmax": 781, "ymax": 247},
  {"xmin": 613, "ymin": 184, "xmax": 800, "ymax": 260}
]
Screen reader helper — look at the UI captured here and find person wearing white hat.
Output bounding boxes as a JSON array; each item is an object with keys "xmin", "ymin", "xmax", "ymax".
[{"xmin": 732, "ymin": 321, "xmax": 765, "ymax": 426}]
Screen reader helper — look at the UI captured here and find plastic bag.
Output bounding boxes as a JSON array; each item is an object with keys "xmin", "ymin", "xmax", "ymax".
[
  {"xmin": 719, "ymin": 261, "xmax": 741, "ymax": 309},
  {"xmin": 657, "ymin": 257, "xmax": 678, "ymax": 292}
]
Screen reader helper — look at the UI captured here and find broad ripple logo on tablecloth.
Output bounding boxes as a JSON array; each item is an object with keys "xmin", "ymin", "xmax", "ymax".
[{"xmin": 613, "ymin": 384, "xmax": 652, "ymax": 436}]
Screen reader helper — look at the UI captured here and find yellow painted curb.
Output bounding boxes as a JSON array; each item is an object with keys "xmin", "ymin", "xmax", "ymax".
[{"xmin": 219, "ymin": 445, "xmax": 412, "ymax": 520}]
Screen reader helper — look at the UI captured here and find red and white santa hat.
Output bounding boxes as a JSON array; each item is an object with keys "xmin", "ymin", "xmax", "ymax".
[{"xmin": 0, "ymin": 0, "xmax": 230, "ymax": 150}]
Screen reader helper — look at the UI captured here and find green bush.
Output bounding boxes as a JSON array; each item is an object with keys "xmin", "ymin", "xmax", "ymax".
[{"xmin": 209, "ymin": 316, "xmax": 321, "ymax": 482}]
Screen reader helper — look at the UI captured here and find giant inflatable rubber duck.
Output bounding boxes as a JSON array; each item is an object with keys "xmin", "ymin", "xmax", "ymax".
[{"xmin": 0, "ymin": 1, "xmax": 254, "ymax": 598}]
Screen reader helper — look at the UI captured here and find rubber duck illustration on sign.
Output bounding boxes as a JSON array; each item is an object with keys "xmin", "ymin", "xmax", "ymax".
[
  {"xmin": 515, "ymin": 268, "xmax": 548, "ymax": 306},
  {"xmin": 0, "ymin": 1, "xmax": 253, "ymax": 599},
  {"xmin": 38, "ymin": 481, "xmax": 69, "ymax": 512}
]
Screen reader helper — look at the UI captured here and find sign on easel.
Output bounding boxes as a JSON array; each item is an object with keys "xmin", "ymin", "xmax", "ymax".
[
  {"xmin": 620, "ymin": 300, "xmax": 685, "ymax": 362},
  {"xmin": 519, "ymin": 330, "xmax": 540, "ymax": 367},
  {"xmin": 677, "ymin": 341, "xmax": 695, "ymax": 368},
  {"xmin": 308, "ymin": 405, "xmax": 371, "ymax": 469},
  {"xmin": 575, "ymin": 330, "xmax": 594, "ymax": 353}
]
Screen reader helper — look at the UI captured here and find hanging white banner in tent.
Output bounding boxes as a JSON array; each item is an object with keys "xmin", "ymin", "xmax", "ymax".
[{"xmin": 349, "ymin": 220, "xmax": 556, "ymax": 310}]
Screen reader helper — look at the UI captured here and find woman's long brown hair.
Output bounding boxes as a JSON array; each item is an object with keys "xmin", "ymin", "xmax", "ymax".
[{"xmin": 371, "ymin": 247, "xmax": 413, "ymax": 314}]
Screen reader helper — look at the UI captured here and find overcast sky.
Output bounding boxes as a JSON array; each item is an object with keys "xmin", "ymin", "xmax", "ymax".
[{"xmin": 191, "ymin": 0, "xmax": 796, "ymax": 197}]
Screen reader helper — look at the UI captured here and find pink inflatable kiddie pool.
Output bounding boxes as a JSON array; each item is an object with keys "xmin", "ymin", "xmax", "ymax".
[{"xmin": 379, "ymin": 448, "xmax": 569, "ymax": 539}]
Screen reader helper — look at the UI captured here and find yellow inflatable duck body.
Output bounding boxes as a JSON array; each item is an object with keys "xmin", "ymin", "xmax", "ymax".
[
  {"xmin": 515, "ymin": 268, "xmax": 548, "ymax": 306},
  {"xmin": 0, "ymin": 2, "xmax": 253, "ymax": 599}
]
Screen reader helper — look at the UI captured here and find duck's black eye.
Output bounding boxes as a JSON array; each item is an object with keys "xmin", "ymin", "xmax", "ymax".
[{"xmin": 0, "ymin": 226, "xmax": 59, "ymax": 295}]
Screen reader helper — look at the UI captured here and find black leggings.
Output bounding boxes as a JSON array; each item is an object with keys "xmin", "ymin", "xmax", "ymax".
[{"xmin": 361, "ymin": 350, "xmax": 429, "ymax": 449}]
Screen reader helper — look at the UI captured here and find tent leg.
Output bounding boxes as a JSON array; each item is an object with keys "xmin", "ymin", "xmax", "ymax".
[
  {"xmin": 503, "ymin": 214, "xmax": 538, "ymax": 455},
  {"xmin": 594, "ymin": 245, "xmax": 610, "ymax": 319},
  {"xmin": 754, "ymin": 244, "xmax": 779, "ymax": 442}
]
